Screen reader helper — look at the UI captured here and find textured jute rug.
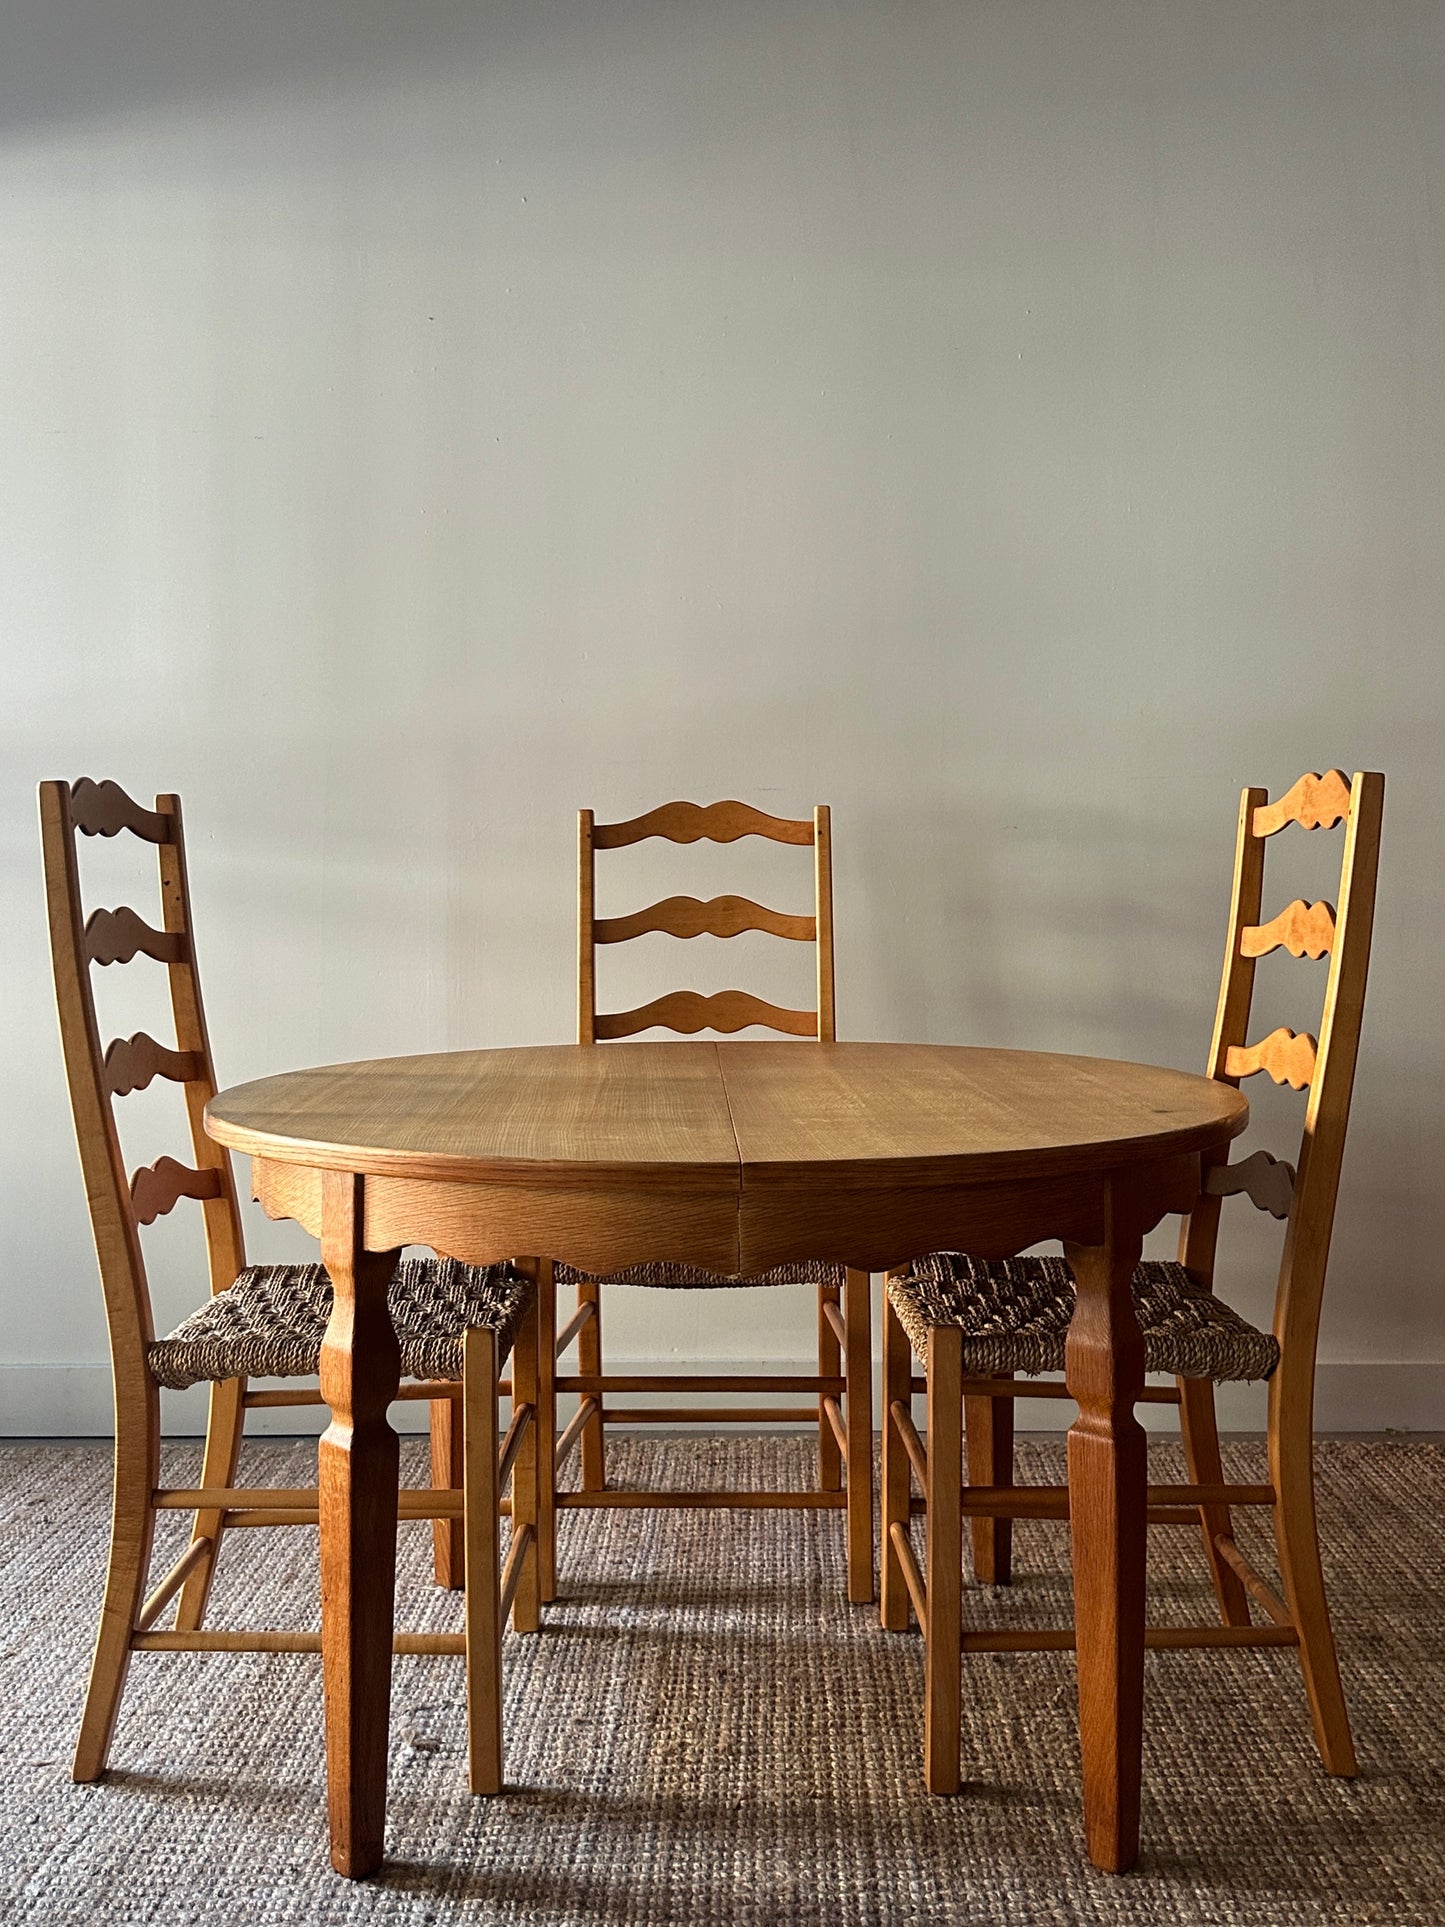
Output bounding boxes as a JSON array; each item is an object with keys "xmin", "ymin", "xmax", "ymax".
[{"xmin": 0, "ymin": 1435, "xmax": 1441, "ymax": 1926}]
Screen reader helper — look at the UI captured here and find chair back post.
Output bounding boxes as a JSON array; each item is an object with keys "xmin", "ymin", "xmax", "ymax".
[
  {"xmin": 576, "ymin": 800, "xmax": 834, "ymax": 1042},
  {"xmin": 1268, "ymin": 772, "xmax": 1384, "ymax": 1377},
  {"xmin": 39, "ymin": 781, "xmax": 160, "ymax": 1408},
  {"xmin": 156, "ymin": 793, "xmax": 246, "ymax": 1298},
  {"xmin": 577, "ymin": 808, "xmax": 597, "ymax": 1045},
  {"xmin": 814, "ymin": 804, "xmax": 836, "ymax": 1043},
  {"xmin": 1175, "ymin": 786, "xmax": 1268, "ymax": 1282}
]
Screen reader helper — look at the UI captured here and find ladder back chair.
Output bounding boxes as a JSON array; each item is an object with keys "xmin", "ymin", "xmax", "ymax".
[
  {"xmin": 40, "ymin": 779, "xmax": 540, "ymax": 1796},
  {"xmin": 552, "ymin": 800, "xmax": 873, "ymax": 1602},
  {"xmin": 880, "ymin": 769, "xmax": 1384, "ymax": 1797}
]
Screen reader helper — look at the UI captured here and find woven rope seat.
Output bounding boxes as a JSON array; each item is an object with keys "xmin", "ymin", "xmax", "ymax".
[
  {"xmin": 146, "ymin": 1257, "xmax": 532, "ymax": 1392},
  {"xmin": 553, "ymin": 1259, "xmax": 846, "ymax": 1290},
  {"xmin": 888, "ymin": 1253, "xmax": 1280, "ymax": 1384}
]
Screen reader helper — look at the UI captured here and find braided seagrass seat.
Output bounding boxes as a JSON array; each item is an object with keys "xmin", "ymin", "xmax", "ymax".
[
  {"xmin": 888, "ymin": 1252, "xmax": 1279, "ymax": 1384},
  {"xmin": 554, "ymin": 1258, "xmax": 845, "ymax": 1291},
  {"xmin": 148, "ymin": 1257, "xmax": 531, "ymax": 1390}
]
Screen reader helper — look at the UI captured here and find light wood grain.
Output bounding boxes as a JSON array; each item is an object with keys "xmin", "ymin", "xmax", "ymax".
[
  {"xmin": 592, "ymin": 800, "xmax": 815, "ymax": 848},
  {"xmin": 1225, "ymin": 1028, "xmax": 1318, "ymax": 1090},
  {"xmin": 130, "ymin": 1157, "xmax": 223, "ymax": 1225},
  {"xmin": 104, "ymin": 1032, "xmax": 203, "ymax": 1097},
  {"xmin": 1253, "ymin": 770, "xmax": 1352, "ymax": 837},
  {"xmin": 595, "ymin": 989, "xmax": 817, "ymax": 1040},
  {"xmin": 1203, "ymin": 1148, "xmax": 1296, "ymax": 1218},
  {"xmin": 317, "ymin": 1172, "xmax": 402, "ymax": 1880},
  {"xmin": 85, "ymin": 905, "xmax": 185, "ymax": 966},
  {"xmin": 1241, "ymin": 899, "xmax": 1336, "ymax": 961},
  {"xmin": 594, "ymin": 895, "xmax": 815, "ymax": 944},
  {"xmin": 68, "ymin": 776, "xmax": 172, "ymax": 843}
]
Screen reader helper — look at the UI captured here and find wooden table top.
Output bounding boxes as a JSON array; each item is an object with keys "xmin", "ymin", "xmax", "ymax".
[{"xmin": 206, "ymin": 1041, "xmax": 1248, "ymax": 1190}]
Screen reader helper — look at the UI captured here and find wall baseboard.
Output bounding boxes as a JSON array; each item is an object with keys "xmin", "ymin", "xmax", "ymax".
[{"xmin": 1, "ymin": 1358, "xmax": 1440, "ymax": 1438}]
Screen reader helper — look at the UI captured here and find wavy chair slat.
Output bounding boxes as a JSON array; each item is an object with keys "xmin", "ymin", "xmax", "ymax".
[
  {"xmin": 594, "ymin": 989, "xmax": 818, "ymax": 1039},
  {"xmin": 1252, "ymin": 770, "xmax": 1352, "ymax": 837},
  {"xmin": 592, "ymin": 799, "xmax": 815, "ymax": 848},
  {"xmin": 86, "ymin": 906, "xmax": 187, "ymax": 966},
  {"xmin": 593, "ymin": 894, "xmax": 816, "ymax": 944},
  {"xmin": 104, "ymin": 1032, "xmax": 204, "ymax": 1097},
  {"xmin": 68, "ymin": 777, "xmax": 174, "ymax": 843}
]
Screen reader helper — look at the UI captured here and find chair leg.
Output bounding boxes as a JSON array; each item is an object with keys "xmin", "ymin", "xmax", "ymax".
[
  {"xmin": 576, "ymin": 1278, "xmax": 606, "ymax": 1492},
  {"xmin": 74, "ymin": 1377, "xmax": 159, "ymax": 1781},
  {"xmin": 463, "ymin": 1328, "xmax": 504, "ymax": 1795},
  {"xmin": 1269, "ymin": 1363, "xmax": 1357, "ymax": 1775},
  {"xmin": 509, "ymin": 1272, "xmax": 542, "ymax": 1634},
  {"xmin": 818, "ymin": 1280, "xmax": 843, "ymax": 1493},
  {"xmin": 536, "ymin": 1261, "xmax": 558, "ymax": 1602},
  {"xmin": 924, "ymin": 1327, "xmax": 964, "ymax": 1795},
  {"xmin": 880, "ymin": 1285, "xmax": 914, "ymax": 1632},
  {"xmin": 174, "ymin": 1374, "xmax": 246, "ymax": 1631},
  {"xmin": 844, "ymin": 1269, "xmax": 874, "ymax": 1603},
  {"xmin": 429, "ymin": 1392, "xmax": 465, "ymax": 1590},
  {"xmin": 1177, "ymin": 1374, "xmax": 1250, "ymax": 1626},
  {"xmin": 964, "ymin": 1379, "xmax": 1014, "ymax": 1586}
]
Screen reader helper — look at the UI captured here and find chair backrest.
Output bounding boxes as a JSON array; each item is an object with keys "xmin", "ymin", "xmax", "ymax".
[
  {"xmin": 39, "ymin": 780, "xmax": 246, "ymax": 1397},
  {"xmin": 1180, "ymin": 770, "xmax": 1384, "ymax": 1369},
  {"xmin": 577, "ymin": 801, "xmax": 835, "ymax": 1044}
]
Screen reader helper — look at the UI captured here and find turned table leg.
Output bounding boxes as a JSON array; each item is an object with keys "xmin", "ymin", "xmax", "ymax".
[
  {"xmin": 1064, "ymin": 1205, "xmax": 1147, "ymax": 1874},
  {"xmin": 318, "ymin": 1170, "xmax": 402, "ymax": 1880}
]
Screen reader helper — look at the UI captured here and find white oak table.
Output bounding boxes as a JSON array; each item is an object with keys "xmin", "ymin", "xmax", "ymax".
[{"xmin": 206, "ymin": 1039, "xmax": 1247, "ymax": 1877}]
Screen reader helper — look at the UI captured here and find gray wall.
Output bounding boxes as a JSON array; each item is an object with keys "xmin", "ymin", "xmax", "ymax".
[{"xmin": 2, "ymin": 2, "xmax": 1441, "ymax": 1434}]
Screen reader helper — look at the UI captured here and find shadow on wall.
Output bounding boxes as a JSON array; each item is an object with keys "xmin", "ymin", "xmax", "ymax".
[{"xmin": 0, "ymin": 2, "xmax": 500, "ymax": 137}]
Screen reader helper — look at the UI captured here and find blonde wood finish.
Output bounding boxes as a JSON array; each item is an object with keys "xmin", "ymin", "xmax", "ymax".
[
  {"xmin": 885, "ymin": 770, "xmax": 1384, "ymax": 1873},
  {"xmin": 130, "ymin": 1157, "xmax": 224, "ymax": 1225},
  {"xmin": 591, "ymin": 799, "xmax": 816, "ymax": 848},
  {"xmin": 210, "ymin": 1037, "xmax": 1247, "ymax": 1872},
  {"xmin": 68, "ymin": 776, "xmax": 172, "ymax": 842},
  {"xmin": 1241, "ymin": 899, "xmax": 1336, "ymax": 961},
  {"xmin": 1253, "ymin": 769, "xmax": 1352, "ymax": 837},
  {"xmin": 85, "ymin": 905, "xmax": 186, "ymax": 966},
  {"xmin": 595, "ymin": 988, "xmax": 817, "ymax": 1040},
  {"xmin": 463, "ymin": 1327, "xmax": 502, "ymax": 1795},
  {"xmin": 1225, "ymin": 1028, "xmax": 1318, "ymax": 1090},
  {"xmin": 104, "ymin": 1032, "xmax": 203, "ymax": 1097},
  {"xmin": 594, "ymin": 895, "xmax": 816, "ymax": 944},
  {"xmin": 1203, "ymin": 1148, "xmax": 1296, "ymax": 1219},
  {"xmin": 567, "ymin": 799, "xmax": 866, "ymax": 1592}
]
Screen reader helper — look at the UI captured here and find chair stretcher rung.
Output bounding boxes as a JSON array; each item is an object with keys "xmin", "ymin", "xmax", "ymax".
[
  {"xmin": 822, "ymin": 1298, "xmax": 848, "ymax": 1348},
  {"xmin": 499, "ymin": 1523, "xmax": 535, "ymax": 1622},
  {"xmin": 556, "ymin": 1490, "xmax": 846, "ymax": 1510},
  {"xmin": 154, "ymin": 1486, "xmax": 466, "ymax": 1519},
  {"xmin": 135, "ymin": 1537, "xmax": 214, "ymax": 1633},
  {"xmin": 602, "ymin": 1405, "xmax": 819, "ymax": 1425},
  {"xmin": 821, "ymin": 1394, "xmax": 848, "ymax": 1459},
  {"xmin": 1213, "ymin": 1534, "xmax": 1295, "ymax": 1628},
  {"xmin": 557, "ymin": 1373, "xmax": 844, "ymax": 1395},
  {"xmin": 131, "ymin": 1629, "xmax": 466, "ymax": 1655},
  {"xmin": 887, "ymin": 1521, "xmax": 928, "ymax": 1632},
  {"xmin": 905, "ymin": 1374, "xmax": 1181, "ymax": 1406},
  {"xmin": 555, "ymin": 1302, "xmax": 595, "ymax": 1355},
  {"xmin": 889, "ymin": 1400, "xmax": 929, "ymax": 1491},
  {"xmin": 955, "ymin": 1626, "xmax": 1299, "ymax": 1653}
]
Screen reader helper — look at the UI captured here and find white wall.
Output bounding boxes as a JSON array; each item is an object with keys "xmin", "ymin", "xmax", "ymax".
[{"xmin": 2, "ymin": 2, "xmax": 1441, "ymax": 1435}]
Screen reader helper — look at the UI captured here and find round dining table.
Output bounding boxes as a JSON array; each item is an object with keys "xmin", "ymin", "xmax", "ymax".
[{"xmin": 206, "ymin": 1039, "xmax": 1248, "ymax": 1878}]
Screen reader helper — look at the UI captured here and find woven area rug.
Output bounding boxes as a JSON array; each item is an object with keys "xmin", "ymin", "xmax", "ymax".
[{"xmin": 1, "ymin": 1435, "xmax": 1441, "ymax": 1926}]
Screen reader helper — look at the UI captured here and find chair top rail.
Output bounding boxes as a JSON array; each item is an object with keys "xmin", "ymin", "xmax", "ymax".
[
  {"xmin": 591, "ymin": 800, "xmax": 815, "ymax": 849},
  {"xmin": 68, "ymin": 777, "xmax": 174, "ymax": 844}
]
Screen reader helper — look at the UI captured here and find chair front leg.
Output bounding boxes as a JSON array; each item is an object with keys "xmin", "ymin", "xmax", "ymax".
[
  {"xmin": 880, "ymin": 1286, "xmax": 914, "ymax": 1632},
  {"xmin": 844, "ymin": 1269, "xmax": 875, "ymax": 1603},
  {"xmin": 924, "ymin": 1326, "xmax": 964, "ymax": 1795},
  {"xmin": 463, "ymin": 1327, "xmax": 503, "ymax": 1794}
]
